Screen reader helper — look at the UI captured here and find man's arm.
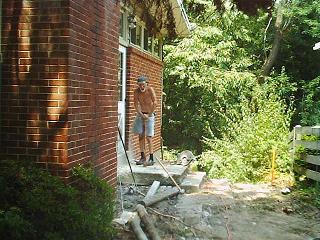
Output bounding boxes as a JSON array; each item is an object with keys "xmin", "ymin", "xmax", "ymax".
[
  {"xmin": 133, "ymin": 89, "xmax": 143, "ymax": 116},
  {"xmin": 150, "ymin": 87, "xmax": 157, "ymax": 115}
]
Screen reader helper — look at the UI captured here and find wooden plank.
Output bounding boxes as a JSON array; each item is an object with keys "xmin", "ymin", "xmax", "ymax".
[
  {"xmin": 305, "ymin": 155, "xmax": 320, "ymax": 166},
  {"xmin": 295, "ymin": 126, "xmax": 320, "ymax": 138},
  {"xmin": 295, "ymin": 140, "xmax": 320, "ymax": 150},
  {"xmin": 306, "ymin": 169, "xmax": 320, "ymax": 182},
  {"xmin": 299, "ymin": 126, "xmax": 313, "ymax": 135},
  {"xmin": 294, "ymin": 126, "xmax": 309, "ymax": 140},
  {"xmin": 311, "ymin": 126, "xmax": 320, "ymax": 136}
]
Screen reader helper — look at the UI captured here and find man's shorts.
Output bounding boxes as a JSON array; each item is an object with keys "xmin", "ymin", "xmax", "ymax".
[{"xmin": 132, "ymin": 113, "xmax": 155, "ymax": 137}]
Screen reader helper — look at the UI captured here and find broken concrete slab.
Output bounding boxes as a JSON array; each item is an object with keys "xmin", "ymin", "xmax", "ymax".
[
  {"xmin": 181, "ymin": 171, "xmax": 206, "ymax": 193},
  {"xmin": 144, "ymin": 181, "xmax": 161, "ymax": 199},
  {"xmin": 140, "ymin": 187, "xmax": 180, "ymax": 207}
]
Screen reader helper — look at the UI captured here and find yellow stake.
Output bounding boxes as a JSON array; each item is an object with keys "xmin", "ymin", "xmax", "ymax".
[{"xmin": 271, "ymin": 148, "xmax": 276, "ymax": 186}]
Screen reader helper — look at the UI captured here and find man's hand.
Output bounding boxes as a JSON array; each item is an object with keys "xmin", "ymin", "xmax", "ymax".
[
  {"xmin": 140, "ymin": 113, "xmax": 148, "ymax": 120},
  {"xmin": 143, "ymin": 114, "xmax": 149, "ymax": 120}
]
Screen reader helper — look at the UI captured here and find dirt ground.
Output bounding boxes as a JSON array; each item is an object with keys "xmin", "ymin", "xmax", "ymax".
[{"xmin": 113, "ymin": 178, "xmax": 320, "ymax": 240}]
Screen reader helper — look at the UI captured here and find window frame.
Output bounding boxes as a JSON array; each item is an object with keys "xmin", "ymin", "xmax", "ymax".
[
  {"xmin": 121, "ymin": 7, "xmax": 163, "ymax": 59},
  {"xmin": 129, "ymin": 22, "xmax": 163, "ymax": 59},
  {"xmin": 119, "ymin": 9, "xmax": 129, "ymax": 46}
]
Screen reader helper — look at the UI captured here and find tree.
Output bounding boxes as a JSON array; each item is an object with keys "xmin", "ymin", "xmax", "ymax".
[{"xmin": 163, "ymin": 0, "xmax": 293, "ymax": 181}]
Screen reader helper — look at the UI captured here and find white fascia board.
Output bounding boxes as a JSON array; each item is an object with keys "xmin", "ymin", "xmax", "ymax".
[
  {"xmin": 313, "ymin": 42, "xmax": 320, "ymax": 50},
  {"xmin": 169, "ymin": 0, "xmax": 191, "ymax": 37}
]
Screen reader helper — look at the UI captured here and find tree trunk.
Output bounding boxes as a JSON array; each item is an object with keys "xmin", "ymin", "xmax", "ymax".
[
  {"xmin": 136, "ymin": 204, "xmax": 161, "ymax": 240},
  {"xmin": 260, "ymin": 1, "xmax": 284, "ymax": 82},
  {"xmin": 129, "ymin": 214, "xmax": 148, "ymax": 240}
]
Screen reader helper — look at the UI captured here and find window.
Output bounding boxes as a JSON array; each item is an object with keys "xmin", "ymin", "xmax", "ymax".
[
  {"xmin": 122, "ymin": 11, "xmax": 163, "ymax": 58},
  {"xmin": 119, "ymin": 10, "xmax": 129, "ymax": 45},
  {"xmin": 130, "ymin": 27, "xmax": 136, "ymax": 44},
  {"xmin": 154, "ymin": 38, "xmax": 160, "ymax": 57},
  {"xmin": 120, "ymin": 12, "xmax": 125, "ymax": 39},
  {"xmin": 130, "ymin": 24, "xmax": 142, "ymax": 46},
  {"xmin": 143, "ymin": 29, "xmax": 152, "ymax": 52},
  {"xmin": 143, "ymin": 28, "xmax": 149, "ymax": 51},
  {"xmin": 136, "ymin": 25, "xmax": 142, "ymax": 46}
]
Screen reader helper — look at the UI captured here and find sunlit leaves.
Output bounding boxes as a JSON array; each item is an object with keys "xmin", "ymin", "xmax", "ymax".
[{"xmin": 162, "ymin": 0, "xmax": 297, "ymax": 182}]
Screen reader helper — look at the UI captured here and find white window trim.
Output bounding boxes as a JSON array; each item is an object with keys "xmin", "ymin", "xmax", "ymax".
[
  {"xmin": 129, "ymin": 25, "xmax": 163, "ymax": 59},
  {"xmin": 120, "ymin": 9, "xmax": 163, "ymax": 59},
  {"xmin": 119, "ymin": 10, "xmax": 129, "ymax": 47}
]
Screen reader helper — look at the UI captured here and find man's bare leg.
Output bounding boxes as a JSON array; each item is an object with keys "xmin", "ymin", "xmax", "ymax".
[
  {"xmin": 145, "ymin": 136, "xmax": 154, "ymax": 165},
  {"xmin": 136, "ymin": 125, "xmax": 146, "ymax": 165},
  {"xmin": 139, "ymin": 134, "xmax": 145, "ymax": 156},
  {"xmin": 146, "ymin": 136, "xmax": 153, "ymax": 155}
]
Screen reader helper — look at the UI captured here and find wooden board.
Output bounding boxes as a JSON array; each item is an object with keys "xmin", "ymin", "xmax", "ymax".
[
  {"xmin": 295, "ymin": 140, "xmax": 320, "ymax": 150},
  {"xmin": 305, "ymin": 155, "xmax": 320, "ymax": 166},
  {"xmin": 306, "ymin": 169, "xmax": 320, "ymax": 182},
  {"xmin": 294, "ymin": 126, "xmax": 320, "ymax": 138}
]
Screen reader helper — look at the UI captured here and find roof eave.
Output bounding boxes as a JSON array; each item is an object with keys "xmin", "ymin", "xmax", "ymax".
[{"xmin": 169, "ymin": 0, "xmax": 191, "ymax": 37}]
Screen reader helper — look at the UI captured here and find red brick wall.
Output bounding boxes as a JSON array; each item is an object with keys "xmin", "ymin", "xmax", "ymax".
[
  {"xmin": 1, "ymin": 0, "xmax": 119, "ymax": 186},
  {"xmin": 68, "ymin": 0, "xmax": 119, "ymax": 186},
  {"xmin": 126, "ymin": 46, "xmax": 163, "ymax": 159},
  {"xmin": 1, "ymin": 0, "xmax": 70, "ymax": 174}
]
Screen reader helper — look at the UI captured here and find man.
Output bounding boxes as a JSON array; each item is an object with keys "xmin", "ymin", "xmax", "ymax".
[{"xmin": 132, "ymin": 76, "xmax": 157, "ymax": 166}]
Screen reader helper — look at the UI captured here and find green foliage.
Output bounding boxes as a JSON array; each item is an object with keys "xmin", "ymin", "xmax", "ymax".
[
  {"xmin": 293, "ymin": 145, "xmax": 306, "ymax": 169},
  {"xmin": 163, "ymin": 6, "xmax": 269, "ymax": 152},
  {"xmin": 295, "ymin": 182, "xmax": 320, "ymax": 208},
  {"xmin": 279, "ymin": 0, "xmax": 320, "ymax": 81},
  {"xmin": 301, "ymin": 134, "xmax": 320, "ymax": 141},
  {"xmin": 299, "ymin": 76, "xmax": 320, "ymax": 125},
  {"xmin": 198, "ymin": 90, "xmax": 292, "ymax": 182},
  {"xmin": 161, "ymin": 147, "xmax": 180, "ymax": 162},
  {"xmin": 163, "ymin": 1, "xmax": 297, "ymax": 181},
  {"xmin": 163, "ymin": 0, "xmax": 319, "ymax": 182},
  {"xmin": 295, "ymin": 144, "xmax": 306, "ymax": 155},
  {"xmin": 264, "ymin": 68, "xmax": 297, "ymax": 104},
  {"xmin": 276, "ymin": 0, "xmax": 320, "ymax": 125},
  {"xmin": 0, "ymin": 160, "xmax": 115, "ymax": 240}
]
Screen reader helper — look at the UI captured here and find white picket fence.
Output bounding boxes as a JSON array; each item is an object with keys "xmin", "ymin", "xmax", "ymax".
[{"xmin": 290, "ymin": 125, "xmax": 320, "ymax": 182}]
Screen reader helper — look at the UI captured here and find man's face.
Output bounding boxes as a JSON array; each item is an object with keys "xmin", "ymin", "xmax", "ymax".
[{"xmin": 138, "ymin": 82, "xmax": 147, "ymax": 92}]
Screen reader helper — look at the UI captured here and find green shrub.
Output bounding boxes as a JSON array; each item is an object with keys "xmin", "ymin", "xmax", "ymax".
[
  {"xmin": 301, "ymin": 134, "xmax": 320, "ymax": 141},
  {"xmin": 199, "ymin": 91, "xmax": 293, "ymax": 182},
  {"xmin": 0, "ymin": 160, "xmax": 115, "ymax": 240}
]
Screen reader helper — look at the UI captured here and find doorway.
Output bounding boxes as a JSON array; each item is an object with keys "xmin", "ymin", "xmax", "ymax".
[{"xmin": 118, "ymin": 46, "xmax": 127, "ymax": 157}]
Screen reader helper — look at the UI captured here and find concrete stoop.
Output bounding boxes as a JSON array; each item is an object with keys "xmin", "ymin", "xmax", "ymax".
[
  {"xmin": 118, "ymin": 157, "xmax": 207, "ymax": 192},
  {"xmin": 118, "ymin": 160, "xmax": 188, "ymax": 186}
]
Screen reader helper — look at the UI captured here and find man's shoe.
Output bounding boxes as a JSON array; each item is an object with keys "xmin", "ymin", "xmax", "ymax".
[
  {"xmin": 135, "ymin": 158, "xmax": 146, "ymax": 165},
  {"xmin": 143, "ymin": 158, "xmax": 154, "ymax": 167}
]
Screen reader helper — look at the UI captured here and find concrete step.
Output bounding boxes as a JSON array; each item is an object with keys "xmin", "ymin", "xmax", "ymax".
[
  {"xmin": 118, "ymin": 159, "xmax": 189, "ymax": 186},
  {"xmin": 181, "ymin": 171, "xmax": 206, "ymax": 193}
]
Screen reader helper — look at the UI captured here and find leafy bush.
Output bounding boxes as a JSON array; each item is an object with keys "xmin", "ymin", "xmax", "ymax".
[
  {"xmin": 299, "ymin": 76, "xmax": 320, "ymax": 126},
  {"xmin": 198, "ymin": 88, "xmax": 293, "ymax": 182},
  {"xmin": 301, "ymin": 134, "xmax": 320, "ymax": 141},
  {"xmin": 163, "ymin": 5, "xmax": 274, "ymax": 153},
  {"xmin": 0, "ymin": 160, "xmax": 115, "ymax": 240},
  {"xmin": 163, "ymin": 1, "xmax": 298, "ymax": 182}
]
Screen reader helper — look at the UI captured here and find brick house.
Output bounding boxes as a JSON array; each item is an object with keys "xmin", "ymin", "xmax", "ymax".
[{"xmin": 0, "ymin": 0, "xmax": 190, "ymax": 186}]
